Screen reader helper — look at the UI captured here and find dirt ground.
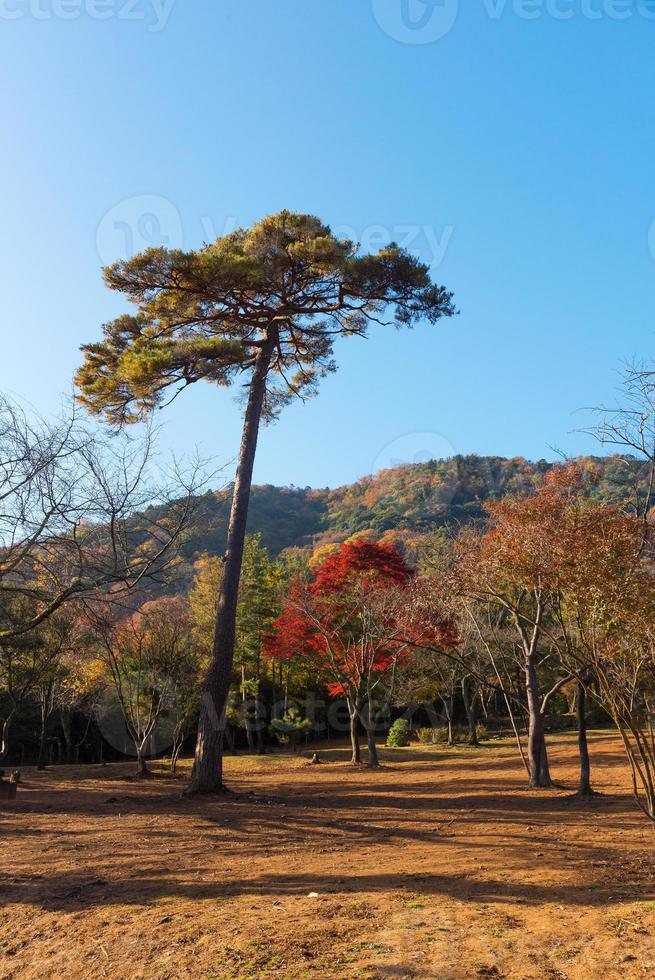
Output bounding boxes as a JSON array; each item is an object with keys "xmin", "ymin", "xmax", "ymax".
[{"xmin": 2, "ymin": 733, "xmax": 655, "ymax": 979}]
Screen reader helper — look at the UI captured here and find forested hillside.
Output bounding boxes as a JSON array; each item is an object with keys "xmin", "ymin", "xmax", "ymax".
[{"xmin": 166, "ymin": 453, "xmax": 644, "ymax": 575}]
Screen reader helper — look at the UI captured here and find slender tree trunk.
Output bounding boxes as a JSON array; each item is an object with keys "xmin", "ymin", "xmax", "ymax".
[
  {"xmin": 577, "ymin": 681, "xmax": 593, "ymax": 796},
  {"xmin": 349, "ymin": 703, "xmax": 362, "ymax": 765},
  {"xmin": 74, "ymin": 712, "xmax": 94, "ymax": 764},
  {"xmin": 0, "ymin": 709, "xmax": 16, "ymax": 762},
  {"xmin": 188, "ymin": 340, "xmax": 275, "ymax": 794},
  {"xmin": 37, "ymin": 725, "xmax": 48, "ymax": 771},
  {"xmin": 526, "ymin": 655, "xmax": 550, "ymax": 788},
  {"xmin": 245, "ymin": 714, "xmax": 255, "ymax": 752},
  {"xmin": 256, "ymin": 698, "xmax": 265, "ymax": 755},
  {"xmin": 60, "ymin": 708, "xmax": 73, "ymax": 763},
  {"xmin": 462, "ymin": 676, "xmax": 478, "ymax": 746},
  {"xmin": 442, "ymin": 695, "xmax": 455, "ymax": 745},
  {"xmin": 366, "ymin": 697, "xmax": 379, "ymax": 768},
  {"xmin": 242, "ymin": 668, "xmax": 256, "ymax": 753},
  {"xmin": 37, "ymin": 692, "xmax": 52, "ymax": 770}
]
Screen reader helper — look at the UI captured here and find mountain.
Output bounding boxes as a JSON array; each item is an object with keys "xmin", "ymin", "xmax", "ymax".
[{"xmin": 163, "ymin": 454, "xmax": 645, "ymax": 581}]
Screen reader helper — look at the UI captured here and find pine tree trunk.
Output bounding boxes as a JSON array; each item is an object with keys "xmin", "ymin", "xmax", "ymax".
[
  {"xmin": 577, "ymin": 680, "xmax": 593, "ymax": 796},
  {"xmin": 187, "ymin": 340, "xmax": 274, "ymax": 794}
]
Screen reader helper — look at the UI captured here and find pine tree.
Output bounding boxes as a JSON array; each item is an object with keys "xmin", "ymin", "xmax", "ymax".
[{"xmin": 75, "ymin": 210, "xmax": 456, "ymax": 793}]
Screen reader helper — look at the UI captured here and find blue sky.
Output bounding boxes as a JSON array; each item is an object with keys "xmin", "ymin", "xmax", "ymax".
[{"xmin": 1, "ymin": 1, "xmax": 654, "ymax": 488}]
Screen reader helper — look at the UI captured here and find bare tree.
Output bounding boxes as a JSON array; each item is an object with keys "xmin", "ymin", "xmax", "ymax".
[
  {"xmin": 0, "ymin": 396, "xmax": 204, "ymax": 761},
  {"xmin": 591, "ymin": 362, "xmax": 655, "ymax": 546}
]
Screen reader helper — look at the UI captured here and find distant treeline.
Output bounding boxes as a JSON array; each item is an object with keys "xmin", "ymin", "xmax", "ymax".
[{"xmin": 138, "ymin": 454, "xmax": 646, "ymax": 590}]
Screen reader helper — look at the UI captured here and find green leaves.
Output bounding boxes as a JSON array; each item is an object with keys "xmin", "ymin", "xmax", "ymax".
[{"xmin": 76, "ymin": 210, "xmax": 456, "ymax": 424}]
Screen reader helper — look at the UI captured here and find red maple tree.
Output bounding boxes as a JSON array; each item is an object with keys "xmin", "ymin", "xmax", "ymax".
[{"xmin": 267, "ymin": 539, "xmax": 413, "ymax": 766}]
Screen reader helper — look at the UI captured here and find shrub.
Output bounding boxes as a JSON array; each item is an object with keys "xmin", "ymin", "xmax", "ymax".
[
  {"xmin": 416, "ymin": 727, "xmax": 436, "ymax": 744},
  {"xmin": 475, "ymin": 722, "xmax": 487, "ymax": 742},
  {"xmin": 269, "ymin": 708, "xmax": 310, "ymax": 752},
  {"xmin": 386, "ymin": 718, "xmax": 410, "ymax": 747}
]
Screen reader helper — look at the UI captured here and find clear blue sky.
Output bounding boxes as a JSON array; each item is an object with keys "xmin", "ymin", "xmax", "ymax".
[{"xmin": 1, "ymin": 1, "xmax": 654, "ymax": 488}]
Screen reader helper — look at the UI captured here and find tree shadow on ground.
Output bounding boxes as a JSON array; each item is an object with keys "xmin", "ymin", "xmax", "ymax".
[{"xmin": 2, "ymin": 862, "xmax": 653, "ymax": 913}]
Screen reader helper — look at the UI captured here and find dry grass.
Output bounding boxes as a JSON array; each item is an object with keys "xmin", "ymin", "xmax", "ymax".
[{"xmin": 2, "ymin": 733, "xmax": 655, "ymax": 979}]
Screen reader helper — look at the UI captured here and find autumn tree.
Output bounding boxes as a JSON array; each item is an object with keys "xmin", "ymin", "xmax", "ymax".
[
  {"xmin": 400, "ymin": 541, "xmax": 484, "ymax": 747},
  {"xmin": 75, "ymin": 210, "xmax": 456, "ymax": 793},
  {"xmin": 268, "ymin": 539, "xmax": 413, "ymax": 767},
  {"xmin": 57, "ymin": 650, "xmax": 108, "ymax": 764},
  {"xmin": 453, "ymin": 469, "xmax": 586, "ymax": 788},
  {"xmin": 33, "ymin": 607, "xmax": 81, "ymax": 769},
  {"xmin": 86, "ymin": 596, "xmax": 194, "ymax": 776},
  {"xmin": 544, "ymin": 494, "xmax": 650, "ymax": 801}
]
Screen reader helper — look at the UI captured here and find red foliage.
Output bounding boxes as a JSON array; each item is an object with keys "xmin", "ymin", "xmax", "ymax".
[
  {"xmin": 265, "ymin": 540, "xmax": 413, "ymax": 697},
  {"xmin": 312, "ymin": 538, "xmax": 412, "ymax": 594}
]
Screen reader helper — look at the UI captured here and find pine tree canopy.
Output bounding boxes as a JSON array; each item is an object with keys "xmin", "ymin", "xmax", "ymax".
[{"xmin": 75, "ymin": 210, "xmax": 456, "ymax": 424}]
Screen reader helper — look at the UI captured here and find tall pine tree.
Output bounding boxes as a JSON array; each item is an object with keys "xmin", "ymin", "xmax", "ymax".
[{"xmin": 76, "ymin": 210, "xmax": 456, "ymax": 792}]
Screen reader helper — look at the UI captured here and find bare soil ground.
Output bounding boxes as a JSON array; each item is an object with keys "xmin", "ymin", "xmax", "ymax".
[{"xmin": 2, "ymin": 732, "xmax": 655, "ymax": 979}]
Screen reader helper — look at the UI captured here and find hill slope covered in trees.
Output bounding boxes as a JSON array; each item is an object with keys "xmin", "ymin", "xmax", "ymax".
[{"xmin": 160, "ymin": 454, "xmax": 644, "ymax": 578}]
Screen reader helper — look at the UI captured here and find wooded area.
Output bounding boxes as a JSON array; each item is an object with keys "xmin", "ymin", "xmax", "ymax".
[{"xmin": 3, "ymin": 213, "xmax": 655, "ymax": 979}]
